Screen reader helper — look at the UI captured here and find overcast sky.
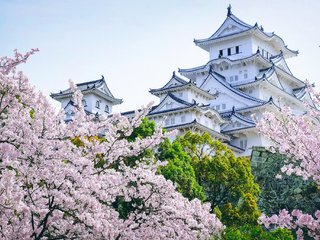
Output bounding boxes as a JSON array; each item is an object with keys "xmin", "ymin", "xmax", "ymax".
[{"xmin": 1, "ymin": 0, "xmax": 320, "ymax": 112}]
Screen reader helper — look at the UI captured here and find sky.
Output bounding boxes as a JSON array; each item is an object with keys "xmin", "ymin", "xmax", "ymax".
[{"xmin": 1, "ymin": 0, "xmax": 320, "ymax": 112}]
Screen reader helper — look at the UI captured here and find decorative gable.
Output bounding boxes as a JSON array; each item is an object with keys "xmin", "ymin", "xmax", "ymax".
[
  {"xmin": 98, "ymin": 82, "xmax": 114, "ymax": 98},
  {"xmin": 221, "ymin": 113, "xmax": 255, "ymax": 133},
  {"xmin": 200, "ymin": 73, "xmax": 264, "ymax": 111},
  {"xmin": 214, "ymin": 21, "xmax": 247, "ymax": 38},
  {"xmin": 149, "ymin": 94, "xmax": 193, "ymax": 115}
]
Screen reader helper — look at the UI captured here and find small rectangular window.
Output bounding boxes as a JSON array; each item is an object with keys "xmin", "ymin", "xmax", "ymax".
[
  {"xmin": 170, "ymin": 118, "xmax": 175, "ymax": 125},
  {"xmin": 230, "ymin": 76, "xmax": 234, "ymax": 82},
  {"xmin": 236, "ymin": 46, "xmax": 240, "ymax": 54},
  {"xmin": 244, "ymin": 73, "xmax": 248, "ymax": 79},
  {"xmin": 219, "ymin": 50, "xmax": 223, "ymax": 57},
  {"xmin": 222, "ymin": 104, "xmax": 226, "ymax": 109},
  {"xmin": 216, "ymin": 105, "xmax": 220, "ymax": 111},
  {"xmin": 235, "ymin": 75, "xmax": 238, "ymax": 81},
  {"xmin": 240, "ymin": 139, "xmax": 248, "ymax": 149},
  {"xmin": 227, "ymin": 48, "xmax": 231, "ymax": 56},
  {"xmin": 179, "ymin": 92, "xmax": 183, "ymax": 97},
  {"xmin": 181, "ymin": 116, "xmax": 186, "ymax": 123},
  {"xmin": 165, "ymin": 119, "xmax": 170, "ymax": 126}
]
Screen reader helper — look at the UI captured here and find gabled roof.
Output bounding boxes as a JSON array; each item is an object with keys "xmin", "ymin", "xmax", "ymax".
[
  {"xmin": 179, "ymin": 52, "xmax": 271, "ymax": 80},
  {"xmin": 233, "ymin": 65, "xmax": 305, "ymax": 89},
  {"xmin": 193, "ymin": 6, "xmax": 298, "ymax": 58},
  {"xmin": 219, "ymin": 108, "xmax": 256, "ymax": 134},
  {"xmin": 148, "ymin": 93, "xmax": 196, "ymax": 115},
  {"xmin": 270, "ymin": 53, "xmax": 292, "ymax": 74},
  {"xmin": 156, "ymin": 71, "xmax": 188, "ymax": 89},
  {"xmin": 150, "ymin": 72, "xmax": 217, "ymax": 99},
  {"xmin": 165, "ymin": 119, "xmax": 230, "ymax": 141},
  {"xmin": 51, "ymin": 76, "xmax": 122, "ymax": 104},
  {"xmin": 200, "ymin": 70, "xmax": 265, "ymax": 104},
  {"xmin": 220, "ymin": 97, "xmax": 278, "ymax": 114},
  {"xmin": 63, "ymin": 100, "xmax": 93, "ymax": 117}
]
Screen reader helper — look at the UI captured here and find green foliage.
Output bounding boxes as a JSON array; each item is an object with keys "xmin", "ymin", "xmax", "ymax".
[
  {"xmin": 123, "ymin": 117, "xmax": 156, "ymax": 167},
  {"xmin": 126, "ymin": 117, "xmax": 156, "ymax": 142},
  {"xmin": 222, "ymin": 193, "xmax": 260, "ymax": 227},
  {"xmin": 29, "ymin": 108, "xmax": 35, "ymax": 119},
  {"xmin": 158, "ymin": 131, "xmax": 260, "ymax": 227},
  {"xmin": 157, "ymin": 139, "xmax": 206, "ymax": 201},
  {"xmin": 251, "ymin": 147, "xmax": 320, "ymax": 215},
  {"xmin": 223, "ymin": 224, "xmax": 294, "ymax": 240}
]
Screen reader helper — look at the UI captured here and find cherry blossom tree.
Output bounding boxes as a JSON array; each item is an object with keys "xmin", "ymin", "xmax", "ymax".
[
  {"xmin": 0, "ymin": 51, "xmax": 223, "ymax": 239},
  {"xmin": 257, "ymin": 87, "xmax": 320, "ymax": 239}
]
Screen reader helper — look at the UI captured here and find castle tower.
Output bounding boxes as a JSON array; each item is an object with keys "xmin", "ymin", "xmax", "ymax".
[
  {"xmin": 51, "ymin": 76, "xmax": 122, "ymax": 121},
  {"xmin": 149, "ymin": 6, "xmax": 314, "ymax": 156}
]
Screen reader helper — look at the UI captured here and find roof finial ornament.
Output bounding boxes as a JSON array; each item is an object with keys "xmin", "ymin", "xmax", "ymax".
[
  {"xmin": 227, "ymin": 4, "xmax": 232, "ymax": 16},
  {"xmin": 232, "ymin": 106, "xmax": 235, "ymax": 114},
  {"xmin": 101, "ymin": 75, "xmax": 104, "ymax": 80},
  {"xmin": 172, "ymin": 71, "xmax": 176, "ymax": 77},
  {"xmin": 209, "ymin": 65, "xmax": 213, "ymax": 73}
]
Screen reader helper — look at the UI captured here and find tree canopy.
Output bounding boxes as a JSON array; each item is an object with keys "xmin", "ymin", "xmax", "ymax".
[
  {"xmin": 0, "ymin": 51, "xmax": 223, "ymax": 239},
  {"xmin": 158, "ymin": 131, "xmax": 260, "ymax": 227}
]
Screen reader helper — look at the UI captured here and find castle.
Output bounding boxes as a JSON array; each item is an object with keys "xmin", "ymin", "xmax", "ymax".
[{"xmin": 52, "ymin": 6, "xmax": 314, "ymax": 156}]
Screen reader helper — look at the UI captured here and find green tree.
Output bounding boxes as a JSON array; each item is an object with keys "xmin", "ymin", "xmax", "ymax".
[
  {"xmin": 157, "ymin": 139, "xmax": 206, "ymax": 201},
  {"xmin": 124, "ymin": 117, "xmax": 157, "ymax": 166},
  {"xmin": 158, "ymin": 131, "xmax": 260, "ymax": 227},
  {"xmin": 223, "ymin": 224, "xmax": 294, "ymax": 240}
]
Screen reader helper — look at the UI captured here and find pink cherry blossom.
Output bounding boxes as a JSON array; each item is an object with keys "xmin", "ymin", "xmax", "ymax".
[
  {"xmin": 0, "ymin": 51, "xmax": 223, "ymax": 239},
  {"xmin": 257, "ymin": 83, "xmax": 320, "ymax": 239}
]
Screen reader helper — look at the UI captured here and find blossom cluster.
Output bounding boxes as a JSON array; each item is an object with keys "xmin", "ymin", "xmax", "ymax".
[
  {"xmin": 0, "ymin": 51, "xmax": 223, "ymax": 239},
  {"xmin": 257, "ymin": 84, "xmax": 320, "ymax": 239}
]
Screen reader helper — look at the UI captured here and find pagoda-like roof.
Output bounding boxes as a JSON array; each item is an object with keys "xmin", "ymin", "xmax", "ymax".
[
  {"xmin": 150, "ymin": 72, "xmax": 216, "ymax": 99},
  {"xmin": 179, "ymin": 52, "xmax": 265, "ymax": 78},
  {"xmin": 51, "ymin": 76, "xmax": 122, "ymax": 104},
  {"xmin": 179, "ymin": 51, "xmax": 297, "ymax": 80},
  {"xmin": 165, "ymin": 119, "xmax": 229, "ymax": 141},
  {"xmin": 193, "ymin": 5, "xmax": 298, "ymax": 58},
  {"xmin": 200, "ymin": 70, "xmax": 265, "ymax": 104},
  {"xmin": 220, "ymin": 97, "xmax": 278, "ymax": 114},
  {"xmin": 220, "ymin": 109, "xmax": 256, "ymax": 134}
]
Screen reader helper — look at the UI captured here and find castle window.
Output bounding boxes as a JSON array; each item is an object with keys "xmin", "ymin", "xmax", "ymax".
[
  {"xmin": 170, "ymin": 118, "xmax": 175, "ymax": 125},
  {"xmin": 216, "ymin": 105, "xmax": 220, "ymax": 111},
  {"xmin": 181, "ymin": 116, "xmax": 186, "ymax": 123},
  {"xmin": 235, "ymin": 75, "xmax": 238, "ymax": 81},
  {"xmin": 219, "ymin": 49, "xmax": 223, "ymax": 57},
  {"xmin": 244, "ymin": 70, "xmax": 248, "ymax": 79},
  {"xmin": 82, "ymin": 99, "xmax": 87, "ymax": 107},
  {"xmin": 165, "ymin": 119, "xmax": 170, "ymax": 126},
  {"xmin": 240, "ymin": 139, "xmax": 248, "ymax": 149},
  {"xmin": 230, "ymin": 76, "xmax": 234, "ymax": 82},
  {"xmin": 179, "ymin": 92, "xmax": 183, "ymax": 97},
  {"xmin": 227, "ymin": 48, "xmax": 231, "ymax": 56},
  {"xmin": 95, "ymin": 100, "xmax": 100, "ymax": 109},
  {"xmin": 236, "ymin": 46, "xmax": 240, "ymax": 54},
  {"xmin": 105, "ymin": 105, "xmax": 110, "ymax": 113},
  {"xmin": 222, "ymin": 103, "xmax": 226, "ymax": 109}
]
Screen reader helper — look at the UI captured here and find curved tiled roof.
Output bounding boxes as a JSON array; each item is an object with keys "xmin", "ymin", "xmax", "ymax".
[
  {"xmin": 193, "ymin": 9, "xmax": 298, "ymax": 57},
  {"xmin": 200, "ymin": 71, "xmax": 265, "ymax": 104}
]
